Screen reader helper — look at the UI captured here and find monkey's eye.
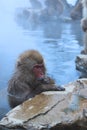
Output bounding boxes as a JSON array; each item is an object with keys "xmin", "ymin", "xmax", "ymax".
[{"xmin": 33, "ymin": 64, "xmax": 44, "ymax": 69}]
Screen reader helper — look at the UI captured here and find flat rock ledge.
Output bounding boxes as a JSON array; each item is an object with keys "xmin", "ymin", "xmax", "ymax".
[
  {"xmin": 0, "ymin": 78, "xmax": 87, "ymax": 130},
  {"xmin": 75, "ymin": 54, "xmax": 87, "ymax": 73}
]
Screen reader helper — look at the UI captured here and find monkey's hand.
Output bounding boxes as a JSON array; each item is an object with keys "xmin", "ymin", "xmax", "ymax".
[
  {"xmin": 42, "ymin": 77, "xmax": 50, "ymax": 84},
  {"xmin": 40, "ymin": 84, "xmax": 65, "ymax": 92},
  {"xmin": 39, "ymin": 76, "xmax": 53, "ymax": 84},
  {"xmin": 57, "ymin": 85, "xmax": 65, "ymax": 91}
]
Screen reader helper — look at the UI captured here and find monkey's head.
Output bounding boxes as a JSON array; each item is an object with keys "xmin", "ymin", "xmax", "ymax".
[{"xmin": 16, "ymin": 50, "xmax": 46, "ymax": 81}]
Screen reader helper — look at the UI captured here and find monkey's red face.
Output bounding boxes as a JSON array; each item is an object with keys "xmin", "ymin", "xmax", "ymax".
[{"xmin": 33, "ymin": 64, "xmax": 45, "ymax": 80}]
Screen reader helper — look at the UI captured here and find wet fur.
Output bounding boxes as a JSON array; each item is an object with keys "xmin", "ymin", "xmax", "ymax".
[
  {"xmin": 81, "ymin": 0, "xmax": 87, "ymax": 54},
  {"xmin": 8, "ymin": 50, "xmax": 64, "ymax": 108}
]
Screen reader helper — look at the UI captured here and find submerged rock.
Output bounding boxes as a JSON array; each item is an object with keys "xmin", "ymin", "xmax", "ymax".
[{"xmin": 0, "ymin": 78, "xmax": 87, "ymax": 130}]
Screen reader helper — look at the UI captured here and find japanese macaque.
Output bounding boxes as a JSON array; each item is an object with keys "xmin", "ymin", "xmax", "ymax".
[
  {"xmin": 81, "ymin": 0, "xmax": 87, "ymax": 54},
  {"xmin": 45, "ymin": 0, "xmax": 64, "ymax": 16},
  {"xmin": 40, "ymin": 0, "xmax": 63, "ymax": 21},
  {"xmin": 8, "ymin": 50, "xmax": 65, "ymax": 108},
  {"xmin": 70, "ymin": 0, "xmax": 82, "ymax": 20}
]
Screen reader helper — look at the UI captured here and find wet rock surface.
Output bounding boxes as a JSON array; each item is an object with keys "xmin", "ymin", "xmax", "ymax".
[{"xmin": 0, "ymin": 78, "xmax": 87, "ymax": 130}]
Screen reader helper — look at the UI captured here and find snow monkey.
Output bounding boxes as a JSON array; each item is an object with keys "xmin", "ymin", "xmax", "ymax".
[
  {"xmin": 8, "ymin": 50, "xmax": 65, "ymax": 108},
  {"xmin": 70, "ymin": 0, "xmax": 82, "ymax": 20},
  {"xmin": 81, "ymin": 0, "xmax": 87, "ymax": 54}
]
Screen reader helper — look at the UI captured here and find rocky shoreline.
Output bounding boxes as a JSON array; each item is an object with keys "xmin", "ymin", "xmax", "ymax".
[{"xmin": 0, "ymin": 78, "xmax": 87, "ymax": 130}]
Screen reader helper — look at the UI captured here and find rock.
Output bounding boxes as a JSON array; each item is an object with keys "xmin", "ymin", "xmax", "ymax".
[
  {"xmin": 0, "ymin": 78, "xmax": 87, "ymax": 130},
  {"xmin": 75, "ymin": 54, "xmax": 87, "ymax": 73},
  {"xmin": 79, "ymin": 88, "xmax": 87, "ymax": 99}
]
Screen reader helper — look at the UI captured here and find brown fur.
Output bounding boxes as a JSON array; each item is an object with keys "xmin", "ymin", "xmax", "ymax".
[
  {"xmin": 81, "ymin": 0, "xmax": 87, "ymax": 54},
  {"xmin": 81, "ymin": 32, "xmax": 87, "ymax": 54},
  {"xmin": 45, "ymin": 0, "xmax": 64, "ymax": 16},
  {"xmin": 8, "ymin": 50, "xmax": 65, "ymax": 108},
  {"xmin": 70, "ymin": 0, "xmax": 82, "ymax": 20},
  {"xmin": 81, "ymin": 18, "xmax": 87, "ymax": 32}
]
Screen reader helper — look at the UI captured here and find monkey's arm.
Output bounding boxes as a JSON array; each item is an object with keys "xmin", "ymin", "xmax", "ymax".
[
  {"xmin": 8, "ymin": 79, "xmax": 32, "ymax": 108},
  {"xmin": 39, "ymin": 84, "xmax": 65, "ymax": 92},
  {"xmin": 40, "ymin": 76, "xmax": 65, "ymax": 91}
]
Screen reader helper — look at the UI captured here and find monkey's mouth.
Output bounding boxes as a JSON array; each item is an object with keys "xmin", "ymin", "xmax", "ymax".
[
  {"xmin": 33, "ymin": 68, "xmax": 45, "ymax": 80},
  {"xmin": 36, "ymin": 72, "xmax": 45, "ymax": 81},
  {"xmin": 35, "ymin": 71, "xmax": 45, "ymax": 80}
]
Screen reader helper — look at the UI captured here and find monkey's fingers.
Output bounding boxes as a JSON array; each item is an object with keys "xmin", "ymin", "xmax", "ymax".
[{"xmin": 57, "ymin": 86, "xmax": 65, "ymax": 91}]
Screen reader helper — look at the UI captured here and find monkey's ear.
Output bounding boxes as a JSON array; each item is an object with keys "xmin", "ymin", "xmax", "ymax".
[{"xmin": 16, "ymin": 59, "xmax": 21, "ymax": 67}]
